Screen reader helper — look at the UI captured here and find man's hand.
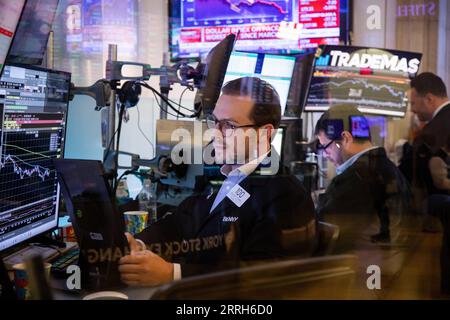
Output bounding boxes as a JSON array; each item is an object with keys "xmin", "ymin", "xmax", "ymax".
[
  {"xmin": 120, "ymin": 233, "xmax": 173, "ymax": 287},
  {"xmin": 125, "ymin": 232, "xmax": 142, "ymax": 253}
]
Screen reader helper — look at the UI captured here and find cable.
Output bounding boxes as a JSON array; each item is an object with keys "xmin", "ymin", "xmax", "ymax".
[
  {"xmin": 113, "ymin": 104, "xmax": 126, "ymax": 189},
  {"xmin": 103, "ymin": 125, "xmax": 120, "ymax": 163},
  {"xmin": 136, "ymin": 104, "xmax": 155, "ymax": 156},
  {"xmin": 145, "ymin": 84, "xmax": 195, "ymax": 113},
  {"xmin": 177, "ymin": 87, "xmax": 191, "ymax": 120},
  {"xmin": 157, "ymin": 88, "xmax": 196, "ymax": 112},
  {"xmin": 144, "ymin": 83, "xmax": 188, "ymax": 117},
  {"xmin": 151, "ymin": 90, "xmax": 180, "ymax": 118},
  {"xmin": 157, "ymin": 88, "xmax": 200, "ymax": 118},
  {"xmin": 140, "ymin": 82, "xmax": 200, "ymax": 118}
]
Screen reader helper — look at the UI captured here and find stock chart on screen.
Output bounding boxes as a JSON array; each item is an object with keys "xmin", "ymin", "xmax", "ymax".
[
  {"xmin": 170, "ymin": 0, "xmax": 349, "ymax": 59},
  {"xmin": 305, "ymin": 46, "xmax": 422, "ymax": 117},
  {"xmin": 183, "ymin": 0, "xmax": 293, "ymax": 26},
  {"xmin": 0, "ymin": 65, "xmax": 70, "ymax": 251}
]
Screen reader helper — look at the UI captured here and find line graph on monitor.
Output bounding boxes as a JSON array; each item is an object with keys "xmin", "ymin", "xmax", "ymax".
[
  {"xmin": 307, "ymin": 77, "xmax": 409, "ymax": 109},
  {"xmin": 0, "ymin": 129, "xmax": 61, "ymax": 213},
  {"xmin": 226, "ymin": 0, "xmax": 289, "ymax": 14}
]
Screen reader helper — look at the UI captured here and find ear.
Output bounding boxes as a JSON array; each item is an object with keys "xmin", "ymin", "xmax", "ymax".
[
  {"xmin": 259, "ymin": 124, "xmax": 275, "ymax": 138},
  {"xmin": 425, "ymin": 93, "xmax": 434, "ymax": 105},
  {"xmin": 257, "ymin": 124, "xmax": 275, "ymax": 153},
  {"xmin": 341, "ymin": 131, "xmax": 353, "ymax": 145}
]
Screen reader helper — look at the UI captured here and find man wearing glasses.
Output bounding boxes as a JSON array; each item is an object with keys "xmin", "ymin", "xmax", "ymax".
[
  {"xmin": 118, "ymin": 77, "xmax": 316, "ymax": 287},
  {"xmin": 315, "ymin": 105, "xmax": 411, "ymax": 245}
]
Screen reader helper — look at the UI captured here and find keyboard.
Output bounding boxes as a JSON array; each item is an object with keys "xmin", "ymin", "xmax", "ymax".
[
  {"xmin": 50, "ymin": 247, "xmax": 79, "ymax": 278},
  {"xmin": 4, "ymin": 245, "xmax": 59, "ymax": 269}
]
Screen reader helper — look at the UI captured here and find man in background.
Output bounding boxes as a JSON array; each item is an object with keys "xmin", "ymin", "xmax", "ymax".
[{"xmin": 315, "ymin": 105, "xmax": 411, "ymax": 244}]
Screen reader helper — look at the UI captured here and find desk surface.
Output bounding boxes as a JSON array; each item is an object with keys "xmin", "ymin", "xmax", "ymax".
[{"xmin": 51, "ymin": 278, "xmax": 159, "ymax": 300}]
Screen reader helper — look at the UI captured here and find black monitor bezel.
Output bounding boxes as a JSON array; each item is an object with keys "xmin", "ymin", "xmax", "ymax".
[
  {"xmin": 5, "ymin": 0, "xmax": 60, "ymax": 67},
  {"xmin": 0, "ymin": 63, "xmax": 71, "ymax": 253}
]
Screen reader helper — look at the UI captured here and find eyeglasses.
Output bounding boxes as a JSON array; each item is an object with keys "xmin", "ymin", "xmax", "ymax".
[
  {"xmin": 317, "ymin": 139, "xmax": 335, "ymax": 151},
  {"xmin": 206, "ymin": 114, "xmax": 256, "ymax": 137}
]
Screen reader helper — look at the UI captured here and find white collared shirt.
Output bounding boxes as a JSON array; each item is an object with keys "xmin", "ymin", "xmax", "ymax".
[
  {"xmin": 210, "ymin": 151, "xmax": 270, "ymax": 213},
  {"xmin": 158, "ymin": 151, "xmax": 270, "ymax": 281},
  {"xmin": 432, "ymin": 101, "xmax": 450, "ymax": 120}
]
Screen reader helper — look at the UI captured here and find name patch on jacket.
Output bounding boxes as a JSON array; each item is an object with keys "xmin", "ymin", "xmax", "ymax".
[
  {"xmin": 227, "ymin": 184, "xmax": 250, "ymax": 207},
  {"xmin": 223, "ymin": 216, "xmax": 239, "ymax": 223}
]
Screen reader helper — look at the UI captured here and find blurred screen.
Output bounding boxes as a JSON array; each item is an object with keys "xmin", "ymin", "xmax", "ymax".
[
  {"xmin": 223, "ymin": 51, "xmax": 296, "ymax": 115},
  {"xmin": 0, "ymin": 0, "xmax": 26, "ymax": 74},
  {"xmin": 51, "ymin": 0, "xmax": 138, "ymax": 85},
  {"xmin": 7, "ymin": 0, "xmax": 60, "ymax": 66}
]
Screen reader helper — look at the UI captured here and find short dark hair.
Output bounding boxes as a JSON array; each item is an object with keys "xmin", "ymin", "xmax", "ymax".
[
  {"xmin": 221, "ymin": 77, "xmax": 281, "ymax": 128},
  {"xmin": 314, "ymin": 105, "xmax": 372, "ymax": 144},
  {"xmin": 410, "ymin": 72, "xmax": 448, "ymax": 98}
]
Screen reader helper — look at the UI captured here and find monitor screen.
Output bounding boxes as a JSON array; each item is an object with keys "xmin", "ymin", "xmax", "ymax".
[
  {"xmin": 349, "ymin": 116, "xmax": 370, "ymax": 139},
  {"xmin": 272, "ymin": 128, "xmax": 284, "ymax": 156},
  {"xmin": 0, "ymin": 0, "xmax": 26, "ymax": 75},
  {"xmin": 222, "ymin": 51, "xmax": 296, "ymax": 115},
  {"xmin": 6, "ymin": 0, "xmax": 60, "ymax": 66},
  {"xmin": 196, "ymin": 33, "xmax": 236, "ymax": 116},
  {"xmin": 169, "ymin": 0, "xmax": 350, "ymax": 60},
  {"xmin": 305, "ymin": 45, "xmax": 423, "ymax": 117},
  {"xmin": 0, "ymin": 64, "xmax": 70, "ymax": 251},
  {"xmin": 366, "ymin": 115, "xmax": 386, "ymax": 138}
]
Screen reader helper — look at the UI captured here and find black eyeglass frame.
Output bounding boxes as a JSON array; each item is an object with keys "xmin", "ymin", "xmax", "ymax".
[{"xmin": 206, "ymin": 115, "xmax": 258, "ymax": 137}]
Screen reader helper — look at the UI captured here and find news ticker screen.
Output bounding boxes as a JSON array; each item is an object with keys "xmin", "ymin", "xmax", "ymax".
[{"xmin": 169, "ymin": 0, "xmax": 350, "ymax": 60}]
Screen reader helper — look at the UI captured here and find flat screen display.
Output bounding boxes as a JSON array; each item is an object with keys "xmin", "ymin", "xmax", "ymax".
[
  {"xmin": 0, "ymin": 0, "xmax": 26, "ymax": 75},
  {"xmin": 305, "ymin": 45, "xmax": 423, "ymax": 117},
  {"xmin": 6, "ymin": 0, "xmax": 59, "ymax": 66},
  {"xmin": 222, "ymin": 51, "xmax": 297, "ymax": 115},
  {"xmin": 169, "ymin": 0, "xmax": 350, "ymax": 60}
]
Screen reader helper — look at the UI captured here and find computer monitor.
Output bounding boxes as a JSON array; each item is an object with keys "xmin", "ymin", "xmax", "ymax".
[
  {"xmin": 305, "ymin": 45, "xmax": 422, "ymax": 117},
  {"xmin": 0, "ymin": 0, "xmax": 26, "ymax": 76},
  {"xmin": 349, "ymin": 116, "xmax": 371, "ymax": 139},
  {"xmin": 0, "ymin": 64, "xmax": 71, "ymax": 252},
  {"xmin": 169, "ymin": 0, "xmax": 351, "ymax": 60},
  {"xmin": 53, "ymin": 159, "xmax": 129, "ymax": 290},
  {"xmin": 366, "ymin": 115, "xmax": 387, "ymax": 138},
  {"xmin": 222, "ymin": 51, "xmax": 296, "ymax": 116},
  {"xmin": 6, "ymin": 0, "xmax": 59, "ymax": 66},
  {"xmin": 194, "ymin": 33, "xmax": 236, "ymax": 116}
]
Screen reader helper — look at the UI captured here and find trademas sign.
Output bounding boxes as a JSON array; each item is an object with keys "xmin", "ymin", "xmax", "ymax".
[
  {"xmin": 315, "ymin": 45, "xmax": 422, "ymax": 75},
  {"xmin": 305, "ymin": 45, "xmax": 422, "ymax": 117}
]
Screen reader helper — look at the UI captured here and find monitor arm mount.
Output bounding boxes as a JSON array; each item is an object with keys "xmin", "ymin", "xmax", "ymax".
[
  {"xmin": 66, "ymin": 59, "xmax": 205, "ymax": 195},
  {"xmin": 69, "ymin": 79, "xmax": 112, "ymax": 111}
]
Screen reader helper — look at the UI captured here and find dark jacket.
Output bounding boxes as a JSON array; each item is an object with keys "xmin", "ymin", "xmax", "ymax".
[
  {"xmin": 317, "ymin": 147, "xmax": 411, "ymax": 232},
  {"xmin": 413, "ymin": 103, "xmax": 450, "ymax": 195},
  {"xmin": 136, "ymin": 166, "xmax": 315, "ymax": 277}
]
